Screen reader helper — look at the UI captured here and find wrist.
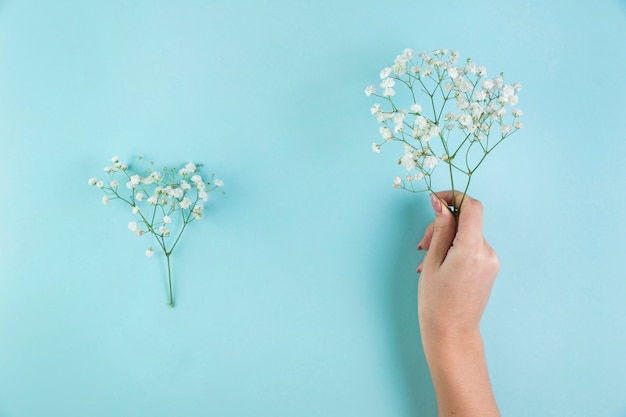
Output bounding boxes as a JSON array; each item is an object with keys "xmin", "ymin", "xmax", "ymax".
[{"xmin": 420, "ymin": 325, "xmax": 484, "ymax": 361}]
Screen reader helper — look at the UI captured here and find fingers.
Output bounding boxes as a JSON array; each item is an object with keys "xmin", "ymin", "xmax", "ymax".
[
  {"xmin": 417, "ymin": 221, "xmax": 435, "ymax": 251},
  {"xmin": 423, "ymin": 194, "xmax": 457, "ymax": 269},
  {"xmin": 434, "ymin": 191, "xmax": 484, "ymax": 246}
]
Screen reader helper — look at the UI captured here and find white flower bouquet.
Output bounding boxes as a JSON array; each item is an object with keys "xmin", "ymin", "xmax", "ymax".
[
  {"xmin": 89, "ymin": 156, "xmax": 224, "ymax": 307},
  {"xmin": 366, "ymin": 48, "xmax": 523, "ymax": 213}
]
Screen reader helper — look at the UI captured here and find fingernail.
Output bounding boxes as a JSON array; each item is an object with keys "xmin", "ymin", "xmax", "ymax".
[
  {"xmin": 417, "ymin": 243, "xmax": 423, "ymax": 250},
  {"xmin": 430, "ymin": 194, "xmax": 442, "ymax": 213}
]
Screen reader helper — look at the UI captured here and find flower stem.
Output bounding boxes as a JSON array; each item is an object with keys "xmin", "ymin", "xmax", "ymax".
[{"xmin": 166, "ymin": 253, "xmax": 174, "ymax": 307}]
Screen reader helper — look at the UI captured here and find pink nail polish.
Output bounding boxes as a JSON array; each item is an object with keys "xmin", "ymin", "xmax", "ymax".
[{"xmin": 430, "ymin": 194, "xmax": 442, "ymax": 213}]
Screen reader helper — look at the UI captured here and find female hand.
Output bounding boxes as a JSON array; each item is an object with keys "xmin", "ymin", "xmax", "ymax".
[{"xmin": 416, "ymin": 191, "xmax": 501, "ymax": 417}]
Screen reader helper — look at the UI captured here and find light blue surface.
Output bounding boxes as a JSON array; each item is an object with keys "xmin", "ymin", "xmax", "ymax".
[{"xmin": 1, "ymin": 1, "xmax": 626, "ymax": 416}]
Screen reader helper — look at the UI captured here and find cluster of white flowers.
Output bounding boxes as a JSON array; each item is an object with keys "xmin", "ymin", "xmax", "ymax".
[
  {"xmin": 89, "ymin": 155, "xmax": 224, "ymax": 307},
  {"xmin": 366, "ymin": 48, "xmax": 523, "ymax": 195}
]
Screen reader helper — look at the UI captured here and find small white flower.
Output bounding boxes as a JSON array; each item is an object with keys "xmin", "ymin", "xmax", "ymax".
[
  {"xmin": 102, "ymin": 196, "xmax": 109, "ymax": 205},
  {"xmin": 402, "ymin": 48, "xmax": 414, "ymax": 61},
  {"xmin": 111, "ymin": 156, "xmax": 119, "ymax": 163},
  {"xmin": 159, "ymin": 226, "xmax": 170, "ymax": 236},
  {"xmin": 128, "ymin": 221, "xmax": 138, "ymax": 232},
  {"xmin": 380, "ymin": 77, "xmax": 395, "ymax": 88},
  {"xmin": 199, "ymin": 191, "xmax": 209, "ymax": 201},
  {"xmin": 393, "ymin": 176, "xmax": 402, "ymax": 187},
  {"xmin": 151, "ymin": 171, "xmax": 162, "ymax": 181},
  {"xmin": 110, "ymin": 180, "xmax": 120, "ymax": 187},
  {"xmin": 400, "ymin": 153, "xmax": 416, "ymax": 171},
  {"xmin": 142, "ymin": 176, "xmax": 154, "ymax": 185},
  {"xmin": 88, "ymin": 177, "xmax": 97, "ymax": 186},
  {"xmin": 482, "ymin": 79, "xmax": 495, "ymax": 90},
  {"xmin": 501, "ymin": 124, "xmax": 511, "ymax": 134},
  {"xmin": 370, "ymin": 103, "xmax": 381, "ymax": 115},
  {"xmin": 372, "ymin": 143, "xmax": 381, "ymax": 153},
  {"xmin": 163, "ymin": 216, "xmax": 172, "ymax": 224},
  {"xmin": 512, "ymin": 109, "xmax": 523, "ymax": 117},
  {"xmin": 514, "ymin": 121, "xmax": 524, "ymax": 129},
  {"xmin": 130, "ymin": 175, "xmax": 141, "ymax": 186},
  {"xmin": 379, "ymin": 126, "xmax": 393, "ymax": 141},
  {"xmin": 196, "ymin": 181, "xmax": 206, "ymax": 191},
  {"xmin": 147, "ymin": 195, "xmax": 158, "ymax": 205},
  {"xmin": 365, "ymin": 85, "xmax": 376, "ymax": 96},
  {"xmin": 214, "ymin": 179, "xmax": 224, "ymax": 187},
  {"xmin": 132, "ymin": 206, "xmax": 140, "ymax": 214},
  {"xmin": 191, "ymin": 175, "xmax": 202, "ymax": 184},
  {"xmin": 410, "ymin": 103, "xmax": 422, "ymax": 113},
  {"xmin": 104, "ymin": 166, "xmax": 112, "ymax": 173},
  {"xmin": 424, "ymin": 156, "xmax": 439, "ymax": 170},
  {"xmin": 180, "ymin": 197, "xmax": 192, "ymax": 209},
  {"xmin": 383, "ymin": 87, "xmax": 395, "ymax": 97},
  {"xmin": 459, "ymin": 114, "xmax": 473, "ymax": 127},
  {"xmin": 135, "ymin": 193, "xmax": 144, "ymax": 201},
  {"xmin": 474, "ymin": 90, "xmax": 487, "ymax": 101},
  {"xmin": 379, "ymin": 67, "xmax": 392, "ymax": 79},
  {"xmin": 145, "ymin": 248, "xmax": 154, "ymax": 257},
  {"xmin": 96, "ymin": 181, "xmax": 104, "ymax": 188},
  {"xmin": 192, "ymin": 204, "xmax": 204, "ymax": 219},
  {"xmin": 448, "ymin": 67, "xmax": 459, "ymax": 79},
  {"xmin": 180, "ymin": 180, "xmax": 191, "ymax": 191},
  {"xmin": 414, "ymin": 172, "xmax": 424, "ymax": 181}
]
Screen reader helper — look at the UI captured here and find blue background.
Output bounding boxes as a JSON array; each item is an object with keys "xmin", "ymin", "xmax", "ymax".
[{"xmin": 1, "ymin": 1, "xmax": 626, "ymax": 416}]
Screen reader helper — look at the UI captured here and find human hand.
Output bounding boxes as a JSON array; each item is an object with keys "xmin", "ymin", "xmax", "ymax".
[
  {"xmin": 417, "ymin": 191, "xmax": 499, "ymax": 342},
  {"xmin": 416, "ymin": 191, "xmax": 501, "ymax": 416}
]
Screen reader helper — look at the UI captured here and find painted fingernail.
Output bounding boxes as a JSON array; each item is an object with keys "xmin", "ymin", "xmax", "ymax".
[
  {"xmin": 430, "ymin": 194, "xmax": 442, "ymax": 213},
  {"xmin": 417, "ymin": 243, "xmax": 423, "ymax": 250}
]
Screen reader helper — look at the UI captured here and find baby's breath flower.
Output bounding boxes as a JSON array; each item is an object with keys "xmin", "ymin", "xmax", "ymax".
[
  {"xmin": 179, "ymin": 197, "xmax": 192, "ymax": 209},
  {"xmin": 366, "ymin": 47, "xmax": 523, "ymax": 205},
  {"xmin": 89, "ymin": 155, "xmax": 224, "ymax": 307}
]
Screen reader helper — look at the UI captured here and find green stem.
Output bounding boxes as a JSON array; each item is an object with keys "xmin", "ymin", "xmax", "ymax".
[{"xmin": 166, "ymin": 253, "xmax": 174, "ymax": 307}]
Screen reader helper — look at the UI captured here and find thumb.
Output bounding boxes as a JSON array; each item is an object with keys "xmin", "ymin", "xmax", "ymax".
[{"xmin": 424, "ymin": 194, "xmax": 456, "ymax": 269}]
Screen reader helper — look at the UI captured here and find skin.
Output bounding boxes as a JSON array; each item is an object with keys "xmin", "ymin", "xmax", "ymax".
[{"xmin": 416, "ymin": 192, "xmax": 500, "ymax": 417}]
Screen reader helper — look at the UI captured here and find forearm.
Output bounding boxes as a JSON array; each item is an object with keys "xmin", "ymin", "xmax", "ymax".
[{"xmin": 421, "ymin": 329, "xmax": 500, "ymax": 417}]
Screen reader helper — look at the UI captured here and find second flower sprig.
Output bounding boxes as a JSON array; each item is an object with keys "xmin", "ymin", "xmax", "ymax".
[{"xmin": 89, "ymin": 156, "xmax": 224, "ymax": 307}]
